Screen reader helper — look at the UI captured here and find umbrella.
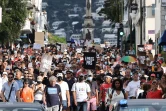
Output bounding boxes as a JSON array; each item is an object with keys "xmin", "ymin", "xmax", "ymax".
[{"xmin": 121, "ymin": 56, "xmax": 136, "ymax": 62}]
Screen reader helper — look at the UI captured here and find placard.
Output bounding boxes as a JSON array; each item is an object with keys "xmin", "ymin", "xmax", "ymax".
[
  {"xmin": 144, "ymin": 44, "xmax": 152, "ymax": 50},
  {"xmin": 83, "ymin": 52, "xmax": 96, "ymax": 69},
  {"xmin": 40, "ymin": 54, "xmax": 52, "ymax": 72},
  {"xmin": 137, "ymin": 45, "xmax": 146, "ymax": 68},
  {"xmin": 33, "ymin": 43, "xmax": 42, "ymax": 49},
  {"xmin": 35, "ymin": 32, "xmax": 44, "ymax": 46},
  {"xmin": 56, "ymin": 43, "xmax": 61, "ymax": 51},
  {"xmin": 100, "ymin": 44, "xmax": 105, "ymax": 48}
]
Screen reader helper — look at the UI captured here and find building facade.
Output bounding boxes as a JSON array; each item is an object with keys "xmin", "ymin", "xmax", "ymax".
[{"xmin": 21, "ymin": 0, "xmax": 48, "ymax": 45}]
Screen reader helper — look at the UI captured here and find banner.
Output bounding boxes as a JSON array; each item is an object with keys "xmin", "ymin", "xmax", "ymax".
[
  {"xmin": 40, "ymin": 54, "xmax": 52, "ymax": 72},
  {"xmin": 83, "ymin": 52, "xmax": 96, "ymax": 69}
]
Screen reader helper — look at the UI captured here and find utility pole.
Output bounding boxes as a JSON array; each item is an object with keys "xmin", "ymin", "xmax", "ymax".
[{"xmin": 140, "ymin": 0, "xmax": 143, "ymax": 45}]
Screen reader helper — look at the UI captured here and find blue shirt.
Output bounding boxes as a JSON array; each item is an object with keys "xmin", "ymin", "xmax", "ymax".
[{"xmin": 15, "ymin": 79, "xmax": 23, "ymax": 89}]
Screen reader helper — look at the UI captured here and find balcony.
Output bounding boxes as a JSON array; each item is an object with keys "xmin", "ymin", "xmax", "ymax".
[
  {"xmin": 21, "ymin": 19, "xmax": 32, "ymax": 34},
  {"xmin": 26, "ymin": 0, "xmax": 33, "ymax": 10}
]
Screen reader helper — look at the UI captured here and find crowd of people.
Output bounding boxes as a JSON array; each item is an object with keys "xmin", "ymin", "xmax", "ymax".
[{"xmin": 0, "ymin": 45, "xmax": 166, "ymax": 111}]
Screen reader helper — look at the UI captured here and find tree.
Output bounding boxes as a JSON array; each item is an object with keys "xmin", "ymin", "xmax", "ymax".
[
  {"xmin": 99, "ymin": 0, "xmax": 123, "ymax": 22},
  {"xmin": 0, "ymin": 0, "xmax": 27, "ymax": 44},
  {"xmin": 48, "ymin": 33, "xmax": 66, "ymax": 43}
]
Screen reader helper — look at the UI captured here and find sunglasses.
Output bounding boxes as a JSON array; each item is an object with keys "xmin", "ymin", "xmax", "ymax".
[
  {"xmin": 24, "ymin": 73, "xmax": 28, "ymax": 74},
  {"xmin": 28, "ymin": 76, "xmax": 32, "ymax": 77}
]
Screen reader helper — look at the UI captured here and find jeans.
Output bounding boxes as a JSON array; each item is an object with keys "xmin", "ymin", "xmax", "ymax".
[
  {"xmin": 59, "ymin": 100, "xmax": 67, "ymax": 111},
  {"xmin": 77, "ymin": 102, "xmax": 87, "ymax": 111},
  {"xmin": 47, "ymin": 105, "xmax": 59, "ymax": 111}
]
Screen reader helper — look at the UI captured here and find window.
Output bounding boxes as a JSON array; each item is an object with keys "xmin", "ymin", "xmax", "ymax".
[{"xmin": 152, "ymin": 4, "xmax": 155, "ymax": 16}]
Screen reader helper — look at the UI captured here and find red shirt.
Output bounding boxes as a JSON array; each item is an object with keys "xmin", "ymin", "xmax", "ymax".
[
  {"xmin": 100, "ymin": 83, "xmax": 112, "ymax": 102},
  {"xmin": 147, "ymin": 90, "xmax": 162, "ymax": 99}
]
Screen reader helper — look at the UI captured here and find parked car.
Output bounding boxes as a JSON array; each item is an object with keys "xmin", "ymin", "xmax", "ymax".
[
  {"xmin": 113, "ymin": 99, "xmax": 166, "ymax": 111},
  {"xmin": 0, "ymin": 102, "xmax": 45, "ymax": 111}
]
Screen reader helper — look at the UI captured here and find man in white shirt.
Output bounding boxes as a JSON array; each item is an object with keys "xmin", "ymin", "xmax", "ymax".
[
  {"xmin": 57, "ymin": 73, "xmax": 70, "ymax": 111},
  {"xmin": 125, "ymin": 71, "xmax": 140, "ymax": 99},
  {"xmin": 72, "ymin": 75, "xmax": 91, "ymax": 111}
]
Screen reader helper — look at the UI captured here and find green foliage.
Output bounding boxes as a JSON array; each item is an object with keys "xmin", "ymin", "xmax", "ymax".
[
  {"xmin": 99, "ymin": 0, "xmax": 123, "ymax": 22},
  {"xmin": 161, "ymin": 51, "xmax": 166, "ymax": 63},
  {"xmin": 48, "ymin": 34, "xmax": 66, "ymax": 43},
  {"xmin": 0, "ymin": 0, "xmax": 27, "ymax": 44}
]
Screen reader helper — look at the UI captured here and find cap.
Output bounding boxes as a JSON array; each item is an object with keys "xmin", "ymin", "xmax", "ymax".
[
  {"xmin": 57, "ymin": 73, "xmax": 63, "ymax": 77},
  {"xmin": 151, "ymin": 74, "xmax": 156, "ymax": 77},
  {"xmin": 3, "ymin": 72, "xmax": 7, "ymax": 75},
  {"xmin": 105, "ymin": 74, "xmax": 112, "ymax": 79},
  {"xmin": 37, "ymin": 76, "xmax": 43, "ymax": 81}
]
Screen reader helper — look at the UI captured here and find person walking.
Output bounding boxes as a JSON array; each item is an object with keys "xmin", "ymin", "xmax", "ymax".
[
  {"xmin": 86, "ymin": 73, "xmax": 98, "ymax": 111},
  {"xmin": 57, "ymin": 73, "xmax": 70, "ymax": 111},
  {"xmin": 20, "ymin": 79, "xmax": 34, "ymax": 102},
  {"xmin": 99, "ymin": 74, "xmax": 112, "ymax": 111},
  {"xmin": 34, "ymin": 76, "xmax": 45, "ymax": 104},
  {"xmin": 125, "ymin": 71, "xmax": 140, "ymax": 99},
  {"xmin": 43, "ymin": 76, "xmax": 62, "ymax": 111},
  {"xmin": 1, "ymin": 73, "xmax": 20, "ymax": 102},
  {"xmin": 71, "ymin": 75, "xmax": 91, "ymax": 111}
]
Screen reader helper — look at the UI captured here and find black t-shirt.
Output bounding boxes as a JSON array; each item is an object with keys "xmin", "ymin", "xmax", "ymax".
[
  {"xmin": 138, "ymin": 91, "xmax": 147, "ymax": 99},
  {"xmin": 64, "ymin": 78, "xmax": 75, "ymax": 96},
  {"xmin": 45, "ymin": 84, "xmax": 61, "ymax": 107}
]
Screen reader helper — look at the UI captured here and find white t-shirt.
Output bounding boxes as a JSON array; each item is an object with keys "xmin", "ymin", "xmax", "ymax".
[
  {"xmin": 57, "ymin": 81, "xmax": 69, "ymax": 100},
  {"xmin": 106, "ymin": 88, "xmax": 125, "ymax": 105},
  {"xmin": 71, "ymin": 82, "xmax": 91, "ymax": 102},
  {"xmin": 111, "ymin": 90, "xmax": 125, "ymax": 105},
  {"xmin": 125, "ymin": 80, "xmax": 140, "ymax": 98}
]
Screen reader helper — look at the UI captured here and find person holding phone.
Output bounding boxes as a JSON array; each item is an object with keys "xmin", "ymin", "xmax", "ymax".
[{"xmin": 34, "ymin": 76, "xmax": 45, "ymax": 104}]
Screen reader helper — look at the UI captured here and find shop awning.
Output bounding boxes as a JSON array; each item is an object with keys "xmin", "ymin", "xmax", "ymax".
[
  {"xmin": 126, "ymin": 28, "xmax": 135, "ymax": 43},
  {"xmin": 158, "ymin": 30, "xmax": 166, "ymax": 45}
]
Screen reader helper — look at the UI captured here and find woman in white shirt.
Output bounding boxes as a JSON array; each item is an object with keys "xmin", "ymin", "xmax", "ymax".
[
  {"xmin": 106, "ymin": 79, "xmax": 127, "ymax": 111},
  {"xmin": 34, "ymin": 76, "xmax": 45, "ymax": 104}
]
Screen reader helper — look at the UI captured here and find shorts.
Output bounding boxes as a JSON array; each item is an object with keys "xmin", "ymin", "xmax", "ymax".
[
  {"xmin": 87, "ymin": 97, "xmax": 97, "ymax": 111},
  {"xmin": 62, "ymin": 100, "xmax": 67, "ymax": 110}
]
